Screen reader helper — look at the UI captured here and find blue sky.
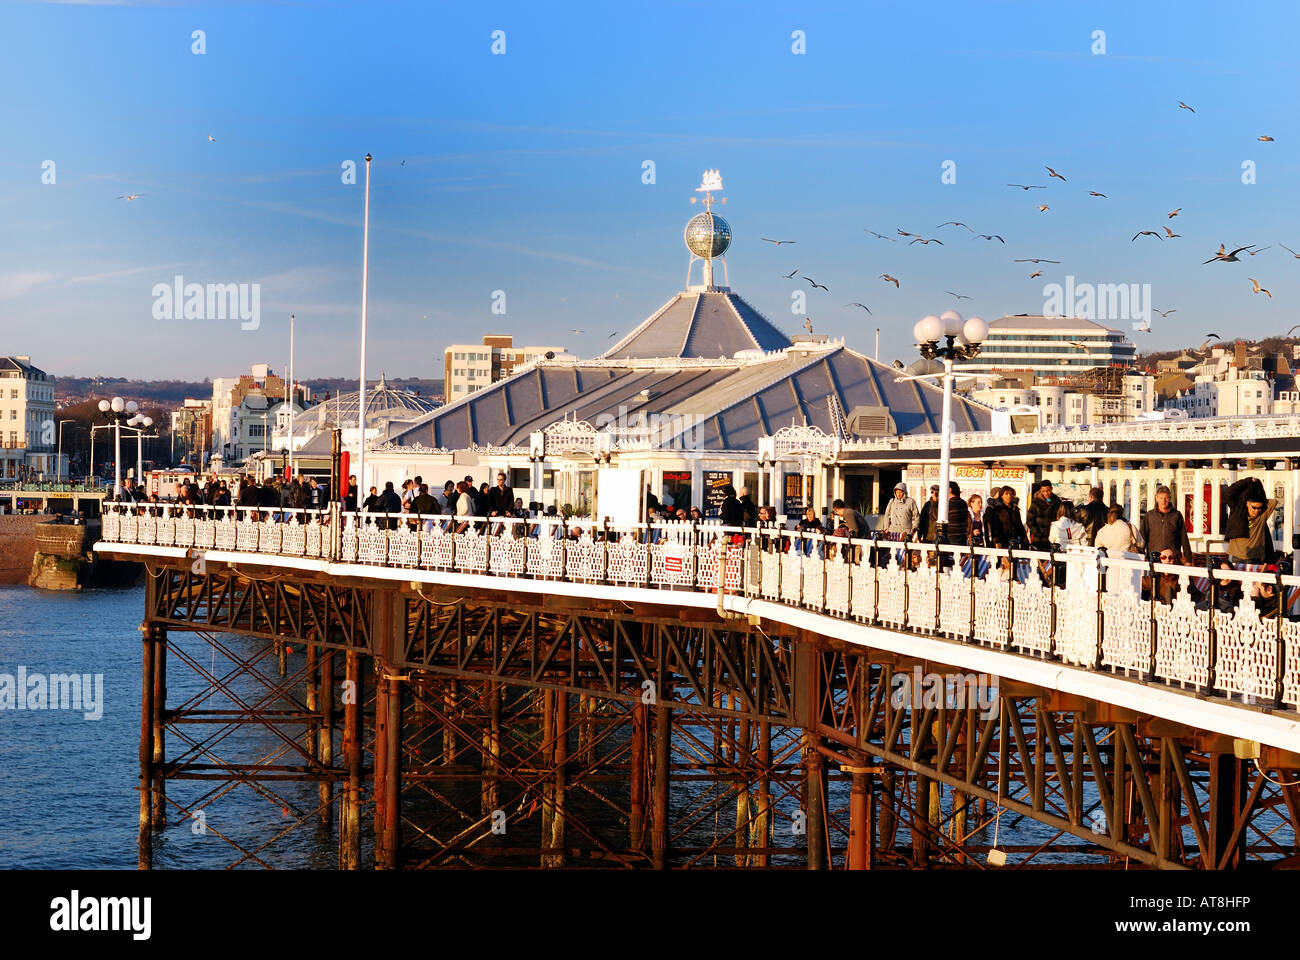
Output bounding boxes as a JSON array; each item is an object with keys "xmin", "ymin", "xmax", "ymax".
[{"xmin": 3, "ymin": 0, "xmax": 1299, "ymax": 381}]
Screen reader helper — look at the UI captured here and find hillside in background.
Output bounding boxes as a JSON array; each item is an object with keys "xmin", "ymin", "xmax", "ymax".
[{"xmin": 56, "ymin": 376, "xmax": 443, "ymax": 406}]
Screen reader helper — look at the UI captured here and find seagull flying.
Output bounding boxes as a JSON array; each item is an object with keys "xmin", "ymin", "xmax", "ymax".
[
  {"xmin": 976, "ymin": 234, "xmax": 1005, "ymax": 243},
  {"xmin": 761, "ymin": 237, "xmax": 796, "ymax": 246},
  {"xmin": 1028, "ymin": 270, "xmax": 1043, "ymax": 279},
  {"xmin": 864, "ymin": 229, "xmax": 896, "ymax": 242},
  {"xmin": 1203, "ymin": 243, "xmax": 1255, "ymax": 263},
  {"xmin": 1286, "ymin": 324, "xmax": 1300, "ymax": 337},
  {"xmin": 1280, "ymin": 244, "xmax": 1300, "ymax": 259},
  {"xmin": 802, "ymin": 276, "xmax": 828, "ymax": 291},
  {"xmin": 936, "ymin": 221, "xmax": 973, "ymax": 231},
  {"xmin": 1014, "ymin": 258, "xmax": 1060, "ymax": 264},
  {"xmin": 1037, "ymin": 203, "xmax": 1050, "ymax": 213},
  {"xmin": 803, "ymin": 317, "xmax": 814, "ymax": 333},
  {"xmin": 1178, "ymin": 101, "xmax": 1195, "ymax": 113},
  {"xmin": 782, "ymin": 267, "xmax": 799, "ymax": 278},
  {"xmin": 1168, "ymin": 208, "xmax": 1181, "ymax": 218},
  {"xmin": 945, "ymin": 291, "xmax": 972, "ymax": 300},
  {"xmin": 1244, "ymin": 245, "xmax": 1271, "ymax": 256},
  {"xmin": 1259, "ymin": 136, "xmax": 1275, "ymax": 142},
  {"xmin": 1132, "ymin": 230, "xmax": 1162, "ymax": 241},
  {"xmin": 1045, "ymin": 166, "xmax": 1067, "ymax": 181},
  {"xmin": 1163, "ymin": 227, "xmax": 1181, "ymax": 239},
  {"xmin": 1007, "ymin": 184, "xmax": 1047, "ymax": 190},
  {"xmin": 1248, "ymin": 278, "xmax": 1272, "ymax": 298},
  {"xmin": 1154, "ymin": 308, "xmax": 1177, "ymax": 318},
  {"xmin": 909, "ymin": 237, "xmax": 944, "ymax": 245},
  {"xmin": 570, "ymin": 328, "xmax": 586, "ymax": 334},
  {"xmin": 880, "ymin": 274, "xmax": 900, "ymax": 288},
  {"xmin": 117, "ymin": 194, "xmax": 143, "ymax": 201},
  {"xmin": 844, "ymin": 302, "xmax": 872, "ymax": 314},
  {"xmin": 207, "ymin": 135, "xmax": 216, "ymax": 142},
  {"xmin": 897, "ymin": 229, "xmax": 919, "ymax": 238},
  {"xmin": 1088, "ymin": 191, "xmax": 1107, "ymax": 198}
]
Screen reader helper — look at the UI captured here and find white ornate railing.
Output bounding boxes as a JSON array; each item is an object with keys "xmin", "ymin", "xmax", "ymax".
[{"xmin": 98, "ymin": 502, "xmax": 1300, "ymax": 715}]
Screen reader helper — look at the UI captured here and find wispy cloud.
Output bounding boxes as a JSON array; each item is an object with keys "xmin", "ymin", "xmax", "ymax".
[
  {"xmin": 0, "ymin": 272, "xmax": 57, "ymax": 299},
  {"xmin": 68, "ymin": 262, "xmax": 188, "ymax": 285}
]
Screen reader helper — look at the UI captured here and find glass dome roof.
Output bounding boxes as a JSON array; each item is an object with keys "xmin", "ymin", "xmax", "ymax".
[
  {"xmin": 684, "ymin": 212, "xmax": 731, "ymax": 259},
  {"xmin": 307, "ymin": 374, "xmax": 437, "ymax": 429}
]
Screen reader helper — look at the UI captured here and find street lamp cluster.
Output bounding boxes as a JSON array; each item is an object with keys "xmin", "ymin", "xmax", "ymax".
[
  {"xmin": 96, "ymin": 396, "xmax": 154, "ymax": 497},
  {"xmin": 912, "ymin": 310, "xmax": 988, "ymax": 540}
]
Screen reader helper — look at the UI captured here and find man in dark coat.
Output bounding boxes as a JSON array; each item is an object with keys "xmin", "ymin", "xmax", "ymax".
[
  {"xmin": 943, "ymin": 481, "xmax": 970, "ymax": 545},
  {"xmin": 1224, "ymin": 476, "xmax": 1276, "ymax": 563},
  {"xmin": 376, "ymin": 481, "xmax": 402, "ymax": 530},
  {"xmin": 916, "ymin": 485, "xmax": 941, "ymax": 542},
  {"xmin": 487, "ymin": 471, "xmax": 514, "ymax": 516},
  {"xmin": 719, "ymin": 484, "xmax": 743, "ymax": 528},
  {"xmin": 1080, "ymin": 486, "xmax": 1108, "ymax": 546},
  {"xmin": 1140, "ymin": 485, "xmax": 1193, "ymax": 563},
  {"xmin": 738, "ymin": 486, "xmax": 758, "ymax": 528},
  {"xmin": 1026, "ymin": 480, "xmax": 1061, "ymax": 550}
]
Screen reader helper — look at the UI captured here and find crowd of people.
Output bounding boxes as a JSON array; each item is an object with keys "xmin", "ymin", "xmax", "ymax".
[{"xmin": 104, "ymin": 466, "xmax": 1291, "ymax": 616}]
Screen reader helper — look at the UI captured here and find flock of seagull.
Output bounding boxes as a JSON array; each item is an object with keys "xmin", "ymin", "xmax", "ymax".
[{"xmin": 757, "ymin": 101, "xmax": 1289, "ymax": 340}]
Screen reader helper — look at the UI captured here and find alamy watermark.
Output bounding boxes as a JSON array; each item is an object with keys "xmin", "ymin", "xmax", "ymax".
[
  {"xmin": 152, "ymin": 275, "xmax": 261, "ymax": 330},
  {"xmin": 890, "ymin": 667, "xmax": 998, "ymax": 719},
  {"xmin": 593, "ymin": 405, "xmax": 706, "ymax": 449},
  {"xmin": 1041, "ymin": 275, "xmax": 1152, "ymax": 330},
  {"xmin": 0, "ymin": 666, "xmax": 104, "ymax": 720}
]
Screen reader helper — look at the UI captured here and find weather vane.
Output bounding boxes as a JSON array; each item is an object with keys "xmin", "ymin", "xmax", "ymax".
[{"xmin": 689, "ymin": 168, "xmax": 726, "ymax": 212}]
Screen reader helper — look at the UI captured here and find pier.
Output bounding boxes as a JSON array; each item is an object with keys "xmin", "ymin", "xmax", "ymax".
[{"xmin": 98, "ymin": 502, "xmax": 1300, "ymax": 870}]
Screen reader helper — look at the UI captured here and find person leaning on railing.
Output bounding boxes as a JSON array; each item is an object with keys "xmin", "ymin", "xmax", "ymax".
[
  {"xmin": 1224, "ymin": 476, "xmax": 1278, "ymax": 564},
  {"xmin": 796, "ymin": 506, "xmax": 825, "ymax": 557}
]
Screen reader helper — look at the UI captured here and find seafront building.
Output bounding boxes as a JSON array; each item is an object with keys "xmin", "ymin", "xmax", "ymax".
[
  {"xmin": 443, "ymin": 336, "xmax": 565, "ymax": 399},
  {"xmin": 0, "ymin": 354, "xmax": 61, "ymax": 479},
  {"xmin": 961, "ymin": 315, "xmax": 1137, "ymax": 377}
]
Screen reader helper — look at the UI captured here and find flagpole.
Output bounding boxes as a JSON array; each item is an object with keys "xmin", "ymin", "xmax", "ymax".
[
  {"xmin": 288, "ymin": 312, "xmax": 295, "ymax": 479},
  {"xmin": 357, "ymin": 153, "xmax": 372, "ymax": 496}
]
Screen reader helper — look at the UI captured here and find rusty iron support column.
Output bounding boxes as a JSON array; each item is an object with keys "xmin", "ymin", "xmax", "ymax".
[
  {"xmin": 804, "ymin": 735, "xmax": 828, "ymax": 869},
  {"xmin": 1208, "ymin": 753, "xmax": 1248, "ymax": 869},
  {"xmin": 736, "ymin": 712, "xmax": 752, "ymax": 867},
  {"xmin": 539, "ymin": 688, "xmax": 554, "ymax": 859},
  {"xmin": 318, "ymin": 648, "xmax": 334, "ymax": 825},
  {"xmin": 547, "ymin": 690, "xmax": 568, "ymax": 868},
  {"xmin": 848, "ymin": 754, "xmax": 872, "ymax": 870},
  {"xmin": 138, "ymin": 620, "xmax": 156, "ymax": 870},
  {"xmin": 339, "ymin": 650, "xmax": 362, "ymax": 870},
  {"xmin": 630, "ymin": 700, "xmax": 646, "ymax": 853},
  {"xmin": 151, "ymin": 628, "xmax": 166, "ymax": 830},
  {"xmin": 373, "ymin": 590, "xmax": 402, "ymax": 869},
  {"xmin": 652, "ymin": 703, "xmax": 671, "ymax": 870},
  {"xmin": 443, "ymin": 680, "xmax": 460, "ymax": 765},
  {"xmin": 481, "ymin": 681, "xmax": 500, "ymax": 817},
  {"xmin": 755, "ymin": 719, "xmax": 772, "ymax": 868},
  {"xmin": 305, "ymin": 642, "xmax": 318, "ymax": 767}
]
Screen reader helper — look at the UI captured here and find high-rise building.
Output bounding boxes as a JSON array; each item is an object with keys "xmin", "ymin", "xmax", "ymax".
[
  {"xmin": 0, "ymin": 355, "xmax": 58, "ymax": 479},
  {"xmin": 210, "ymin": 363, "xmax": 310, "ymax": 464},
  {"xmin": 962, "ymin": 316, "xmax": 1137, "ymax": 377},
  {"xmin": 170, "ymin": 398, "xmax": 213, "ymax": 468},
  {"xmin": 443, "ymin": 336, "xmax": 564, "ymax": 398}
]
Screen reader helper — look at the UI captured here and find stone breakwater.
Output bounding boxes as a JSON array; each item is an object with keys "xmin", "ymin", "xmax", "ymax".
[{"xmin": 0, "ymin": 515, "xmax": 45, "ymax": 585}]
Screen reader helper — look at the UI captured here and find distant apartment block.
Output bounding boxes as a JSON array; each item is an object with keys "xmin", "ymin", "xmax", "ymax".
[
  {"xmin": 963, "ymin": 316, "xmax": 1137, "ymax": 378},
  {"xmin": 443, "ymin": 336, "xmax": 565, "ymax": 398},
  {"xmin": 0, "ymin": 355, "xmax": 59, "ymax": 478}
]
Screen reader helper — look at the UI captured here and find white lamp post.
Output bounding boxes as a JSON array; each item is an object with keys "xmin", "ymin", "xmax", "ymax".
[
  {"xmin": 129, "ymin": 413, "xmax": 154, "ymax": 483},
  {"xmin": 97, "ymin": 396, "xmax": 137, "ymax": 497},
  {"xmin": 357, "ymin": 153, "xmax": 372, "ymax": 495},
  {"xmin": 911, "ymin": 312, "xmax": 988, "ymax": 539}
]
